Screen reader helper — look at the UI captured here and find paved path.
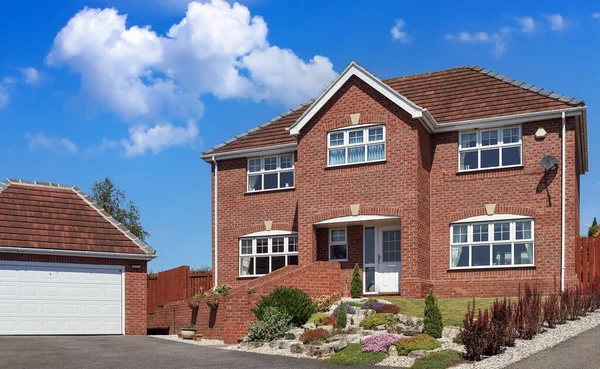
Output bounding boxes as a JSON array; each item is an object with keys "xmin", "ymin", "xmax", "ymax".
[
  {"xmin": 0, "ymin": 336, "xmax": 371, "ymax": 369},
  {"xmin": 506, "ymin": 325, "xmax": 600, "ymax": 369}
]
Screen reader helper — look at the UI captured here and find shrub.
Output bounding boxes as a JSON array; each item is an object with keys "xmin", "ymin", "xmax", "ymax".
[
  {"xmin": 333, "ymin": 303, "xmax": 356, "ymax": 316},
  {"xmin": 337, "ymin": 301, "xmax": 348, "ymax": 328},
  {"xmin": 213, "ymin": 284, "xmax": 232, "ymax": 295},
  {"xmin": 412, "ymin": 350, "xmax": 467, "ymax": 369},
  {"xmin": 322, "ymin": 315, "xmax": 337, "ymax": 326},
  {"xmin": 350, "ymin": 264, "xmax": 363, "ymax": 298},
  {"xmin": 346, "ymin": 300, "xmax": 364, "ymax": 308},
  {"xmin": 247, "ymin": 307, "xmax": 292, "ymax": 342},
  {"xmin": 378, "ymin": 304, "xmax": 400, "ymax": 314},
  {"xmin": 361, "ymin": 299, "xmax": 385, "ymax": 311},
  {"xmin": 589, "ymin": 277, "xmax": 600, "ymax": 311},
  {"xmin": 504, "ymin": 300, "xmax": 518, "ymax": 347},
  {"xmin": 393, "ymin": 334, "xmax": 441, "ymax": 356},
  {"xmin": 312, "ymin": 293, "xmax": 341, "ymax": 312},
  {"xmin": 486, "ymin": 298, "xmax": 511, "ymax": 356},
  {"xmin": 299, "ymin": 328, "xmax": 329, "ymax": 344},
  {"xmin": 462, "ymin": 298, "xmax": 489, "ymax": 361},
  {"xmin": 424, "ymin": 289, "xmax": 443, "ymax": 338},
  {"xmin": 362, "ymin": 334, "xmax": 400, "ymax": 352},
  {"xmin": 515, "ymin": 283, "xmax": 542, "ymax": 340},
  {"xmin": 308, "ymin": 312, "xmax": 329, "ymax": 326},
  {"xmin": 359, "ymin": 313, "xmax": 397, "ymax": 329},
  {"xmin": 252, "ymin": 287, "xmax": 317, "ymax": 327},
  {"xmin": 543, "ymin": 293, "xmax": 559, "ymax": 328},
  {"xmin": 323, "ymin": 344, "xmax": 387, "ymax": 366},
  {"xmin": 572, "ymin": 286, "xmax": 583, "ymax": 319},
  {"xmin": 558, "ymin": 288, "xmax": 570, "ymax": 324}
]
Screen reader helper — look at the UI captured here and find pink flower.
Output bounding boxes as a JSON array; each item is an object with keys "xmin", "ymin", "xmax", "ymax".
[{"xmin": 362, "ymin": 334, "xmax": 401, "ymax": 352}]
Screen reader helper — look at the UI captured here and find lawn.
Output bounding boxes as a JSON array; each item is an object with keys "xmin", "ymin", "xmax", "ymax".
[
  {"xmin": 412, "ymin": 350, "xmax": 468, "ymax": 369},
  {"xmin": 386, "ymin": 297, "xmax": 498, "ymax": 327}
]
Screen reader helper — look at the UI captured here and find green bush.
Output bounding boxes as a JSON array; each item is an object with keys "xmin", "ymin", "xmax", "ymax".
[
  {"xmin": 252, "ymin": 287, "xmax": 317, "ymax": 327},
  {"xmin": 393, "ymin": 334, "xmax": 441, "ymax": 356},
  {"xmin": 359, "ymin": 313, "xmax": 397, "ymax": 329},
  {"xmin": 247, "ymin": 307, "xmax": 292, "ymax": 342},
  {"xmin": 424, "ymin": 289, "xmax": 443, "ymax": 338},
  {"xmin": 350, "ymin": 264, "xmax": 363, "ymax": 298},
  {"xmin": 337, "ymin": 301, "xmax": 348, "ymax": 328},
  {"xmin": 308, "ymin": 312, "xmax": 329, "ymax": 326},
  {"xmin": 323, "ymin": 344, "xmax": 387, "ymax": 366},
  {"xmin": 411, "ymin": 349, "xmax": 467, "ymax": 369}
]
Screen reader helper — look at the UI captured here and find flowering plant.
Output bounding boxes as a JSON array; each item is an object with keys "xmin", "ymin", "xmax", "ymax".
[
  {"xmin": 361, "ymin": 301, "xmax": 385, "ymax": 311},
  {"xmin": 333, "ymin": 303, "xmax": 356, "ymax": 316},
  {"xmin": 362, "ymin": 334, "xmax": 401, "ymax": 352}
]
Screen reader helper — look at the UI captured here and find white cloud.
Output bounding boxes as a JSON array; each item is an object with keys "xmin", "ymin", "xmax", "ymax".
[
  {"xmin": 20, "ymin": 67, "xmax": 39, "ymax": 85},
  {"xmin": 517, "ymin": 16, "xmax": 536, "ymax": 33},
  {"xmin": 390, "ymin": 19, "xmax": 411, "ymax": 44},
  {"xmin": 47, "ymin": 1, "xmax": 336, "ymax": 156},
  {"xmin": 0, "ymin": 84, "xmax": 9, "ymax": 110},
  {"xmin": 593, "ymin": 13, "xmax": 600, "ymax": 19},
  {"xmin": 545, "ymin": 14, "xmax": 566, "ymax": 31},
  {"xmin": 121, "ymin": 121, "xmax": 199, "ymax": 156},
  {"xmin": 445, "ymin": 27, "xmax": 511, "ymax": 57},
  {"xmin": 25, "ymin": 133, "xmax": 78, "ymax": 154}
]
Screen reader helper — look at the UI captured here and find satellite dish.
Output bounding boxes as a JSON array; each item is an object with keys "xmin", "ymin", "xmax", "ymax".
[{"xmin": 541, "ymin": 155, "xmax": 559, "ymax": 171}]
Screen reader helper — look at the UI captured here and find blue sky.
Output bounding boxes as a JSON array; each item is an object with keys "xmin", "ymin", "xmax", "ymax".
[{"xmin": 1, "ymin": 0, "xmax": 599, "ymax": 271}]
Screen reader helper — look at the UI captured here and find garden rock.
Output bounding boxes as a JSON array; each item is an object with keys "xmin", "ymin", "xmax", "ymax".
[
  {"xmin": 306, "ymin": 345, "xmax": 324, "ymax": 357},
  {"xmin": 290, "ymin": 343, "xmax": 304, "ymax": 354},
  {"xmin": 397, "ymin": 314, "xmax": 424, "ymax": 334},
  {"xmin": 284, "ymin": 328, "xmax": 304, "ymax": 340},
  {"xmin": 407, "ymin": 349, "xmax": 429, "ymax": 358},
  {"xmin": 303, "ymin": 322, "xmax": 317, "ymax": 330},
  {"xmin": 334, "ymin": 338, "xmax": 349, "ymax": 352},
  {"xmin": 374, "ymin": 324, "xmax": 387, "ymax": 331},
  {"xmin": 278, "ymin": 340, "xmax": 291, "ymax": 350},
  {"xmin": 442, "ymin": 326, "xmax": 461, "ymax": 339},
  {"xmin": 321, "ymin": 325, "xmax": 334, "ymax": 333},
  {"xmin": 388, "ymin": 345, "xmax": 398, "ymax": 357}
]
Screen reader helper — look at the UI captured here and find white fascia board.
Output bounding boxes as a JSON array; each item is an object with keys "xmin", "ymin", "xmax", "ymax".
[
  {"xmin": 436, "ymin": 107, "xmax": 586, "ymax": 133},
  {"xmin": 451, "ymin": 214, "xmax": 532, "ymax": 224},
  {"xmin": 200, "ymin": 143, "xmax": 297, "ymax": 162},
  {"xmin": 240, "ymin": 230, "xmax": 297, "ymax": 238},
  {"xmin": 314, "ymin": 214, "xmax": 401, "ymax": 225},
  {"xmin": 289, "ymin": 62, "xmax": 428, "ymax": 135},
  {"xmin": 0, "ymin": 246, "xmax": 156, "ymax": 261}
]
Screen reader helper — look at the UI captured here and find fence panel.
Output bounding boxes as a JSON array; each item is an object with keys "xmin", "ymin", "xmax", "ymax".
[
  {"xmin": 576, "ymin": 237, "xmax": 600, "ymax": 289},
  {"xmin": 147, "ymin": 266, "xmax": 190, "ymax": 313},
  {"xmin": 189, "ymin": 271, "xmax": 214, "ymax": 296}
]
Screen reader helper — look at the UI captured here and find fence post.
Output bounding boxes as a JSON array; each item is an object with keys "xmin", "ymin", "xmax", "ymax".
[
  {"xmin": 583, "ymin": 237, "xmax": 589, "ymax": 290},
  {"xmin": 576, "ymin": 236, "xmax": 581, "ymax": 284},
  {"xmin": 591, "ymin": 238, "xmax": 596, "ymax": 285}
]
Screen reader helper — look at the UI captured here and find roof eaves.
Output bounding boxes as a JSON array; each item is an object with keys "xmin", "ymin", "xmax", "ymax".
[{"xmin": 466, "ymin": 66, "xmax": 584, "ymax": 106}]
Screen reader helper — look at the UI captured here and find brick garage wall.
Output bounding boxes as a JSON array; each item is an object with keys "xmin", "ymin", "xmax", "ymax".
[
  {"xmin": 429, "ymin": 117, "xmax": 581, "ymax": 297},
  {"xmin": 0, "ymin": 253, "xmax": 148, "ymax": 335}
]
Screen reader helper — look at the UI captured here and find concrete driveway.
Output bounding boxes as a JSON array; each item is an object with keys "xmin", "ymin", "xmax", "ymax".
[{"xmin": 0, "ymin": 336, "xmax": 371, "ymax": 369}]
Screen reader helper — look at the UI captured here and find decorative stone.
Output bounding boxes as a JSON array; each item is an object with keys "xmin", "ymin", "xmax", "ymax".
[
  {"xmin": 264, "ymin": 220, "xmax": 272, "ymax": 231},
  {"xmin": 268, "ymin": 341, "xmax": 279, "ymax": 348},
  {"xmin": 334, "ymin": 338, "xmax": 349, "ymax": 352},
  {"xmin": 303, "ymin": 322, "xmax": 317, "ymax": 330},
  {"xmin": 278, "ymin": 340, "xmax": 291, "ymax": 350},
  {"xmin": 442, "ymin": 326, "xmax": 461, "ymax": 339},
  {"xmin": 290, "ymin": 343, "xmax": 304, "ymax": 354},
  {"xmin": 284, "ymin": 328, "xmax": 304, "ymax": 340},
  {"xmin": 408, "ymin": 350, "xmax": 429, "ymax": 358},
  {"xmin": 388, "ymin": 345, "xmax": 398, "ymax": 357},
  {"xmin": 321, "ymin": 325, "xmax": 334, "ymax": 333},
  {"xmin": 397, "ymin": 314, "xmax": 424, "ymax": 334},
  {"xmin": 374, "ymin": 324, "xmax": 386, "ymax": 331}
]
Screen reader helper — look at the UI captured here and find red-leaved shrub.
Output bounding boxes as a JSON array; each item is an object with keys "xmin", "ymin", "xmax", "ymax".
[
  {"xmin": 462, "ymin": 299, "xmax": 490, "ymax": 361},
  {"xmin": 543, "ymin": 293, "xmax": 559, "ymax": 328},
  {"xmin": 378, "ymin": 304, "xmax": 400, "ymax": 314},
  {"xmin": 321, "ymin": 315, "xmax": 337, "ymax": 326},
  {"xmin": 515, "ymin": 283, "xmax": 542, "ymax": 340},
  {"xmin": 299, "ymin": 328, "xmax": 329, "ymax": 344}
]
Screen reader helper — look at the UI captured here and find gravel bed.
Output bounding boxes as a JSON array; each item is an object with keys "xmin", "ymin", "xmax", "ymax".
[
  {"xmin": 222, "ymin": 342, "xmax": 314, "ymax": 358},
  {"xmin": 150, "ymin": 335, "xmax": 226, "ymax": 347},
  {"xmin": 377, "ymin": 355, "xmax": 415, "ymax": 367},
  {"xmin": 453, "ymin": 309, "xmax": 600, "ymax": 369}
]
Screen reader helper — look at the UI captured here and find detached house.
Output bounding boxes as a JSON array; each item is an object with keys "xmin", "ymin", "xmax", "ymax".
[{"xmin": 201, "ymin": 62, "xmax": 588, "ymax": 298}]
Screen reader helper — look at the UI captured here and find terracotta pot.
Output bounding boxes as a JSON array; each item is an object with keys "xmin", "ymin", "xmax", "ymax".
[{"xmin": 181, "ymin": 329, "xmax": 196, "ymax": 339}]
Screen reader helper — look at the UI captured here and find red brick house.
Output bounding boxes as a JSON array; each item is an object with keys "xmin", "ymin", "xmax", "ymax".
[
  {"xmin": 0, "ymin": 179, "xmax": 156, "ymax": 335},
  {"xmin": 201, "ymin": 62, "xmax": 588, "ymax": 298}
]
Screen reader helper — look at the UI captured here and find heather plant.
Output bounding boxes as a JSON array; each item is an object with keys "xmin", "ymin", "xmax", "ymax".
[
  {"xmin": 247, "ymin": 307, "xmax": 292, "ymax": 342},
  {"xmin": 336, "ymin": 301, "xmax": 348, "ymax": 328},
  {"xmin": 378, "ymin": 304, "xmax": 400, "ymax": 314},
  {"xmin": 252, "ymin": 287, "xmax": 317, "ymax": 327},
  {"xmin": 350, "ymin": 264, "xmax": 363, "ymax": 298},
  {"xmin": 393, "ymin": 334, "xmax": 441, "ymax": 356},
  {"xmin": 308, "ymin": 312, "xmax": 329, "ymax": 326},
  {"xmin": 361, "ymin": 300, "xmax": 385, "ymax": 311},
  {"xmin": 333, "ymin": 303, "xmax": 356, "ymax": 316},
  {"xmin": 322, "ymin": 315, "xmax": 337, "ymax": 326},
  {"xmin": 543, "ymin": 293, "xmax": 559, "ymax": 328},
  {"xmin": 359, "ymin": 313, "xmax": 397, "ymax": 329},
  {"xmin": 362, "ymin": 334, "xmax": 401, "ymax": 353},
  {"xmin": 424, "ymin": 289, "xmax": 443, "ymax": 338},
  {"xmin": 299, "ymin": 328, "xmax": 329, "ymax": 344}
]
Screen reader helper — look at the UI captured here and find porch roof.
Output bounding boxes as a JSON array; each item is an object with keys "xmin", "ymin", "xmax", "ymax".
[{"xmin": 314, "ymin": 215, "xmax": 400, "ymax": 227}]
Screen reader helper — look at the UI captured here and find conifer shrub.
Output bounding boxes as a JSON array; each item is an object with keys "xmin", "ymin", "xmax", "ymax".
[
  {"xmin": 424, "ymin": 289, "xmax": 443, "ymax": 338},
  {"xmin": 252, "ymin": 287, "xmax": 317, "ymax": 327},
  {"xmin": 350, "ymin": 264, "xmax": 363, "ymax": 298},
  {"xmin": 336, "ymin": 301, "xmax": 348, "ymax": 328}
]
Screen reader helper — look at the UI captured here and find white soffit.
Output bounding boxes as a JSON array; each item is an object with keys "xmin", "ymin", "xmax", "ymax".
[
  {"xmin": 239, "ymin": 230, "xmax": 297, "ymax": 238},
  {"xmin": 289, "ymin": 61, "xmax": 431, "ymax": 135},
  {"xmin": 451, "ymin": 214, "xmax": 532, "ymax": 224},
  {"xmin": 314, "ymin": 215, "xmax": 401, "ymax": 226}
]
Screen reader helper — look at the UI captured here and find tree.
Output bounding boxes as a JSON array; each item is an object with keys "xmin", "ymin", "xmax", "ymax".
[
  {"xmin": 90, "ymin": 177, "xmax": 150, "ymax": 242},
  {"xmin": 589, "ymin": 217, "xmax": 600, "ymax": 238},
  {"xmin": 350, "ymin": 264, "xmax": 363, "ymax": 298},
  {"xmin": 424, "ymin": 289, "xmax": 443, "ymax": 338}
]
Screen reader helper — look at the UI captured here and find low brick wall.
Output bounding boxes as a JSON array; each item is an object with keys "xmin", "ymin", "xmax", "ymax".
[{"xmin": 147, "ymin": 261, "xmax": 343, "ymax": 342}]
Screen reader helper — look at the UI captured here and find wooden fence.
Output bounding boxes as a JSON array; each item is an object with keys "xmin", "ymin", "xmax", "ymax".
[
  {"xmin": 147, "ymin": 266, "xmax": 213, "ymax": 313},
  {"xmin": 575, "ymin": 236, "xmax": 600, "ymax": 290}
]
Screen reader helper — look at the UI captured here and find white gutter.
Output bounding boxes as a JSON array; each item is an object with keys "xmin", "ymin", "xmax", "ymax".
[
  {"xmin": 0, "ymin": 247, "xmax": 156, "ymax": 261},
  {"xmin": 561, "ymin": 111, "xmax": 566, "ymax": 291},
  {"xmin": 201, "ymin": 143, "xmax": 297, "ymax": 162},
  {"xmin": 212, "ymin": 156, "xmax": 219, "ymax": 288}
]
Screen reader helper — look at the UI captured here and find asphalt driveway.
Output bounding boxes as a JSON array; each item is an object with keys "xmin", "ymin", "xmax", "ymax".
[{"xmin": 0, "ymin": 336, "xmax": 371, "ymax": 369}]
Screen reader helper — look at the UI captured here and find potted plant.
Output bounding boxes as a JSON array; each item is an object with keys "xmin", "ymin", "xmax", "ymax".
[
  {"xmin": 180, "ymin": 323, "xmax": 196, "ymax": 339},
  {"xmin": 204, "ymin": 284, "xmax": 232, "ymax": 309}
]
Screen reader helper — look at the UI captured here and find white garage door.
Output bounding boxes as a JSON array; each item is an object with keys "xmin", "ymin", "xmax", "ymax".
[{"xmin": 0, "ymin": 261, "xmax": 123, "ymax": 335}]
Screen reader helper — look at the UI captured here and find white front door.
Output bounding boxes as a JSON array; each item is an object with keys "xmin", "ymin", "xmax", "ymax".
[
  {"xmin": 0, "ymin": 261, "xmax": 124, "ymax": 335},
  {"xmin": 363, "ymin": 226, "xmax": 401, "ymax": 294}
]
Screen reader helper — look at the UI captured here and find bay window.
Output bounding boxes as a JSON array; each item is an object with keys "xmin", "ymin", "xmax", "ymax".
[
  {"xmin": 459, "ymin": 126, "xmax": 522, "ymax": 171},
  {"xmin": 450, "ymin": 217, "xmax": 534, "ymax": 269},
  {"xmin": 239, "ymin": 234, "xmax": 299, "ymax": 276},
  {"xmin": 247, "ymin": 153, "xmax": 295, "ymax": 192},
  {"xmin": 328, "ymin": 125, "xmax": 386, "ymax": 166}
]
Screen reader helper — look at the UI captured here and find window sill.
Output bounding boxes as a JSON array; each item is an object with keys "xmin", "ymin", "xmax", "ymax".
[
  {"xmin": 245, "ymin": 187, "xmax": 295, "ymax": 195},
  {"xmin": 237, "ymin": 275, "xmax": 262, "ymax": 279},
  {"xmin": 326, "ymin": 159, "xmax": 386, "ymax": 169},
  {"xmin": 457, "ymin": 164, "xmax": 524, "ymax": 175},
  {"xmin": 329, "ymin": 259, "xmax": 348, "ymax": 262},
  {"xmin": 448, "ymin": 264, "xmax": 535, "ymax": 271}
]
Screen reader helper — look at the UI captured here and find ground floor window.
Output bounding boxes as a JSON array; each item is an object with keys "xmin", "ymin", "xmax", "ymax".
[
  {"xmin": 239, "ymin": 234, "xmax": 298, "ymax": 276},
  {"xmin": 450, "ymin": 217, "xmax": 534, "ymax": 269},
  {"xmin": 329, "ymin": 228, "xmax": 348, "ymax": 261}
]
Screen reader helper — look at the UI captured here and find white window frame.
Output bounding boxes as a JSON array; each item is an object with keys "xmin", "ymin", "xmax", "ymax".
[
  {"xmin": 449, "ymin": 218, "xmax": 535, "ymax": 270},
  {"xmin": 239, "ymin": 234, "xmax": 299, "ymax": 277},
  {"xmin": 458, "ymin": 125, "xmax": 523, "ymax": 172},
  {"xmin": 327, "ymin": 124, "xmax": 386, "ymax": 167},
  {"xmin": 329, "ymin": 228, "xmax": 348, "ymax": 261},
  {"xmin": 247, "ymin": 153, "xmax": 295, "ymax": 192}
]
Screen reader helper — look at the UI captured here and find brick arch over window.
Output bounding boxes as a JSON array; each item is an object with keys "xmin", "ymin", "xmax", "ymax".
[
  {"xmin": 237, "ymin": 221, "xmax": 297, "ymax": 237},
  {"xmin": 310, "ymin": 206, "xmax": 404, "ymax": 224},
  {"xmin": 448, "ymin": 205, "xmax": 537, "ymax": 224}
]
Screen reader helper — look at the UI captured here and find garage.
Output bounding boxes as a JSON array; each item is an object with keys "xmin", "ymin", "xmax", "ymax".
[
  {"xmin": 0, "ymin": 261, "xmax": 124, "ymax": 335},
  {"xmin": 0, "ymin": 179, "xmax": 156, "ymax": 335}
]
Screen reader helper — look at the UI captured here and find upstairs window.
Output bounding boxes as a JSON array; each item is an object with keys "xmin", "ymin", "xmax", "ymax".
[
  {"xmin": 328, "ymin": 125, "xmax": 386, "ymax": 167},
  {"xmin": 247, "ymin": 153, "xmax": 295, "ymax": 192},
  {"xmin": 459, "ymin": 126, "xmax": 522, "ymax": 172}
]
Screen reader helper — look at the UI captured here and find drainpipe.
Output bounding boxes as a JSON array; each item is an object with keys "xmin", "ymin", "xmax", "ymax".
[
  {"xmin": 561, "ymin": 111, "xmax": 566, "ymax": 291},
  {"xmin": 212, "ymin": 156, "xmax": 219, "ymax": 288}
]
